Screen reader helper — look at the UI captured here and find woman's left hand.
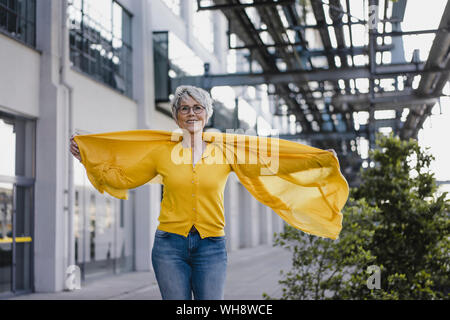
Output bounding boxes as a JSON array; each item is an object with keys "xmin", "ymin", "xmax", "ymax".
[{"xmin": 70, "ymin": 134, "xmax": 82, "ymax": 162}]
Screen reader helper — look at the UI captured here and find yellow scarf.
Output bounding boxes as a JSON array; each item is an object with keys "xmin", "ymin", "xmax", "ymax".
[{"xmin": 74, "ymin": 130, "xmax": 349, "ymax": 240}]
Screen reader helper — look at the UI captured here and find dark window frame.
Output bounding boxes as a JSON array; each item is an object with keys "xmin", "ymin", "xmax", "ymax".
[
  {"xmin": 0, "ymin": 0, "xmax": 36, "ymax": 47},
  {"xmin": 68, "ymin": 0, "xmax": 133, "ymax": 98}
]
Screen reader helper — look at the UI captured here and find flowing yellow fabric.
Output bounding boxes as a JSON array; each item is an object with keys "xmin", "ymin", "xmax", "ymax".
[{"xmin": 74, "ymin": 129, "xmax": 349, "ymax": 240}]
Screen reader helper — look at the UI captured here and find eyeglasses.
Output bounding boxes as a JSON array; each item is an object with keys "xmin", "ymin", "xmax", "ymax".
[{"xmin": 178, "ymin": 105, "xmax": 205, "ymax": 114}]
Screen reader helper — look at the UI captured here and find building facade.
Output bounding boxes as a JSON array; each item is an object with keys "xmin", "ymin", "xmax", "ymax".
[{"xmin": 0, "ymin": 0, "xmax": 285, "ymax": 296}]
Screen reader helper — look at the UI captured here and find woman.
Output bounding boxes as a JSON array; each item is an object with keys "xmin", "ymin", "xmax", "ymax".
[
  {"xmin": 70, "ymin": 85, "xmax": 347, "ymax": 300},
  {"xmin": 71, "ymin": 86, "xmax": 228, "ymax": 300}
]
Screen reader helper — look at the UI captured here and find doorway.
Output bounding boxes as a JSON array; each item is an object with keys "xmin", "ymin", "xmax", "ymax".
[{"xmin": 0, "ymin": 113, "xmax": 35, "ymax": 295}]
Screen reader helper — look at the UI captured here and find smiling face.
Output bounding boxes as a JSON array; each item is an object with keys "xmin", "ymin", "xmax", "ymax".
[{"xmin": 175, "ymin": 95, "xmax": 207, "ymax": 135}]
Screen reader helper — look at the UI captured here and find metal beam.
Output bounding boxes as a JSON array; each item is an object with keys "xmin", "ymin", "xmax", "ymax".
[
  {"xmin": 213, "ymin": 0, "xmax": 314, "ymax": 132},
  {"xmin": 272, "ymin": 89, "xmax": 440, "ymax": 111},
  {"xmin": 278, "ymin": 131, "xmax": 363, "ymax": 141},
  {"xmin": 331, "ymin": 89, "xmax": 440, "ymax": 111},
  {"xmin": 400, "ymin": 103, "xmax": 434, "ymax": 140},
  {"xmin": 390, "ymin": 0, "xmax": 407, "ymax": 63},
  {"xmin": 417, "ymin": 1, "xmax": 450, "ymax": 96},
  {"xmin": 401, "ymin": 1, "xmax": 450, "ymax": 139},
  {"xmin": 253, "ymin": 1, "xmax": 323, "ymax": 129},
  {"xmin": 374, "ymin": 119, "xmax": 399, "ymax": 128},
  {"xmin": 197, "ymin": 0, "xmax": 295, "ymax": 11},
  {"xmin": 376, "ymin": 27, "xmax": 450, "ymax": 37},
  {"xmin": 232, "ymin": 44, "xmax": 393, "ymax": 56},
  {"xmin": 391, "ymin": 0, "xmax": 407, "ymax": 22},
  {"xmin": 171, "ymin": 63, "xmax": 441, "ymax": 89},
  {"xmin": 253, "ymin": 21, "xmax": 367, "ymax": 32}
]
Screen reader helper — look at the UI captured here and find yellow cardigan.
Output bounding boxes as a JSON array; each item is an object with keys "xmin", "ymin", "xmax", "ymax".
[{"xmin": 74, "ymin": 130, "xmax": 349, "ymax": 240}]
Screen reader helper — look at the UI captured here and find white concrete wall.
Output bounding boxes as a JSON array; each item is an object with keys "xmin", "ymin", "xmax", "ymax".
[
  {"xmin": 224, "ymin": 173, "xmax": 240, "ymax": 251},
  {"xmin": 34, "ymin": 0, "xmax": 69, "ymax": 292},
  {"xmin": 0, "ymin": 34, "xmax": 40, "ymax": 118}
]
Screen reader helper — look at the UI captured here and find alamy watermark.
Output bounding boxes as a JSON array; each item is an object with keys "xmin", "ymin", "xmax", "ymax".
[
  {"xmin": 366, "ymin": 265, "xmax": 381, "ymax": 290},
  {"xmin": 368, "ymin": 5, "xmax": 379, "ymax": 30},
  {"xmin": 65, "ymin": 264, "xmax": 81, "ymax": 291}
]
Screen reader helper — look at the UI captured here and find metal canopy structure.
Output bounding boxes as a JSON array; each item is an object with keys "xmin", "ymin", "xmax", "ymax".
[{"xmin": 170, "ymin": 0, "xmax": 450, "ymax": 186}]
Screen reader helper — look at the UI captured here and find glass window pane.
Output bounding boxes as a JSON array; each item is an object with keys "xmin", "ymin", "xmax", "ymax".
[
  {"xmin": 0, "ymin": 183, "xmax": 13, "ymax": 293},
  {"xmin": 74, "ymin": 190, "xmax": 80, "ymax": 264},
  {"xmin": 15, "ymin": 242, "xmax": 31, "ymax": 291},
  {"xmin": 0, "ymin": 183, "xmax": 32, "ymax": 293},
  {"xmin": 153, "ymin": 32, "xmax": 170, "ymax": 101},
  {"xmin": 112, "ymin": 2, "xmax": 122, "ymax": 41},
  {"xmin": 0, "ymin": 0, "xmax": 35, "ymax": 46},
  {"xmin": 122, "ymin": 9, "xmax": 131, "ymax": 45},
  {"xmin": 68, "ymin": 0, "xmax": 133, "ymax": 97},
  {"xmin": 117, "ymin": 194, "xmax": 134, "ymax": 273},
  {"xmin": 0, "ymin": 118, "xmax": 15, "ymax": 177},
  {"xmin": 169, "ymin": 32, "xmax": 204, "ymax": 75},
  {"xmin": 0, "ymin": 184, "xmax": 12, "ymax": 240},
  {"xmin": 89, "ymin": 194, "xmax": 96, "ymax": 261},
  {"xmin": 73, "ymin": 158, "xmax": 134, "ymax": 277},
  {"xmin": 15, "ymin": 186, "xmax": 32, "ymax": 238},
  {"xmin": 0, "ymin": 243, "xmax": 11, "ymax": 293}
]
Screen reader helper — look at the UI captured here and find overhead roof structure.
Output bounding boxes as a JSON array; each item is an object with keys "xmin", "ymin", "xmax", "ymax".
[{"xmin": 170, "ymin": 0, "xmax": 450, "ymax": 186}]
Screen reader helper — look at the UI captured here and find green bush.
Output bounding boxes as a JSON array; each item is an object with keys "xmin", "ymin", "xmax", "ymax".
[{"xmin": 264, "ymin": 134, "xmax": 449, "ymax": 300}]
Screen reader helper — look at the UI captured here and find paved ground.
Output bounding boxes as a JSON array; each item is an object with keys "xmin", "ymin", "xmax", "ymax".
[{"xmin": 6, "ymin": 244, "xmax": 292, "ymax": 300}]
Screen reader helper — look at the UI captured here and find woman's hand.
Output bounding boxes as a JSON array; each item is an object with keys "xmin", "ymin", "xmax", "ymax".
[{"xmin": 70, "ymin": 134, "xmax": 81, "ymax": 161}]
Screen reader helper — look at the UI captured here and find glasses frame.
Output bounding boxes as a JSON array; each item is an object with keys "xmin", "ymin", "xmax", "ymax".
[{"xmin": 177, "ymin": 105, "xmax": 206, "ymax": 115}]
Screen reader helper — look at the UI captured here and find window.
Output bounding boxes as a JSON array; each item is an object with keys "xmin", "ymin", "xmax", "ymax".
[
  {"xmin": 153, "ymin": 31, "xmax": 170, "ymax": 102},
  {"xmin": 74, "ymin": 152, "xmax": 135, "ymax": 279},
  {"xmin": 68, "ymin": 0, "xmax": 133, "ymax": 97},
  {"xmin": 153, "ymin": 31, "xmax": 205, "ymax": 103},
  {"xmin": 0, "ymin": 0, "xmax": 36, "ymax": 47},
  {"xmin": 0, "ymin": 112, "xmax": 35, "ymax": 294}
]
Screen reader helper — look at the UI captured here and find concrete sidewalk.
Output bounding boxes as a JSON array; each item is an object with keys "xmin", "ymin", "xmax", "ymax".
[{"xmin": 7, "ymin": 244, "xmax": 292, "ymax": 300}]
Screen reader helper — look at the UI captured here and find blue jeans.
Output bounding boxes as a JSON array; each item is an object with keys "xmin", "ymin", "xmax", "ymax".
[{"xmin": 151, "ymin": 228, "xmax": 228, "ymax": 300}]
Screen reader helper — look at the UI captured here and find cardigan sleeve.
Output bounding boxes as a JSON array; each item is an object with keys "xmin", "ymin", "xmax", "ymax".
[
  {"xmin": 74, "ymin": 131, "xmax": 164, "ymax": 200},
  {"xmin": 75, "ymin": 130, "xmax": 349, "ymax": 240},
  {"xmin": 216, "ymin": 133, "xmax": 349, "ymax": 240}
]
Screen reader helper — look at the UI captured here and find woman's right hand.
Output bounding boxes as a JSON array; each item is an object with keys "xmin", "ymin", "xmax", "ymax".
[{"xmin": 70, "ymin": 134, "xmax": 81, "ymax": 161}]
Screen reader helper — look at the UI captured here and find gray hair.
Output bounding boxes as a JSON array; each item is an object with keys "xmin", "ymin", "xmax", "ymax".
[{"xmin": 170, "ymin": 85, "xmax": 214, "ymax": 122}]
